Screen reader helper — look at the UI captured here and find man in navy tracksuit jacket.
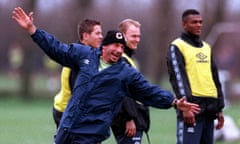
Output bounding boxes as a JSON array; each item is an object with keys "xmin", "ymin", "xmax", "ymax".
[{"xmin": 12, "ymin": 7, "xmax": 200, "ymax": 144}]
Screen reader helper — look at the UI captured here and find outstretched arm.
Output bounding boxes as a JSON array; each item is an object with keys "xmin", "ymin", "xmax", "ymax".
[{"xmin": 12, "ymin": 7, "xmax": 36, "ymax": 34}]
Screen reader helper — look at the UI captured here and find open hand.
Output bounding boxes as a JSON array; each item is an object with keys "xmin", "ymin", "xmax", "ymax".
[
  {"xmin": 176, "ymin": 96, "xmax": 200, "ymax": 114},
  {"xmin": 12, "ymin": 7, "xmax": 36, "ymax": 34}
]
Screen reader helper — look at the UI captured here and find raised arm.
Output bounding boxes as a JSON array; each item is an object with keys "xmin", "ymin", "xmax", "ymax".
[
  {"xmin": 12, "ymin": 7, "xmax": 36, "ymax": 34},
  {"xmin": 11, "ymin": 7, "xmax": 86, "ymax": 69}
]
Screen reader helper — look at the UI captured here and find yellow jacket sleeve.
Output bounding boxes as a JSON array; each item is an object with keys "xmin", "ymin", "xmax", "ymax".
[{"xmin": 53, "ymin": 67, "xmax": 72, "ymax": 112}]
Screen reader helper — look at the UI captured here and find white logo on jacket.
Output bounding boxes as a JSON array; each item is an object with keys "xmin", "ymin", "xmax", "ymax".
[{"xmin": 83, "ymin": 59, "xmax": 90, "ymax": 64}]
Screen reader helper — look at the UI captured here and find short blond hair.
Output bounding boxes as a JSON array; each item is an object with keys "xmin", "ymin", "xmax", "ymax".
[{"xmin": 118, "ymin": 19, "xmax": 141, "ymax": 34}]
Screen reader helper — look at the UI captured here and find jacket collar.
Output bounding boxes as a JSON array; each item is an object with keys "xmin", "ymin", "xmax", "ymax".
[
  {"xmin": 180, "ymin": 32, "xmax": 203, "ymax": 47},
  {"xmin": 124, "ymin": 45, "xmax": 134, "ymax": 57}
]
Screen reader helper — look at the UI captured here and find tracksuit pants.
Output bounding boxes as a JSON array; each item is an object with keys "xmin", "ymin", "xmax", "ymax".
[{"xmin": 176, "ymin": 116, "xmax": 214, "ymax": 144}]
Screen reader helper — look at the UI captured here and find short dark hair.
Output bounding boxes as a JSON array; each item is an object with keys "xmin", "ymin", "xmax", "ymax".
[
  {"xmin": 77, "ymin": 19, "xmax": 101, "ymax": 41},
  {"xmin": 182, "ymin": 9, "xmax": 200, "ymax": 22}
]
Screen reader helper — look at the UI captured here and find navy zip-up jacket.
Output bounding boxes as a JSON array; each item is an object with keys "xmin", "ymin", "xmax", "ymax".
[{"xmin": 31, "ymin": 29, "xmax": 174, "ymax": 141}]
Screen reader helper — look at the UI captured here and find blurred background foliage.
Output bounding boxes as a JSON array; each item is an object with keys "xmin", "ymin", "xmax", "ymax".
[
  {"xmin": 1, "ymin": 0, "xmax": 240, "ymax": 143},
  {"xmin": 1, "ymin": 0, "xmax": 240, "ymax": 103}
]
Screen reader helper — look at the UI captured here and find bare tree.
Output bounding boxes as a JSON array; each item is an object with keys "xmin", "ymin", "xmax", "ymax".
[{"xmin": 139, "ymin": 0, "xmax": 173, "ymax": 83}]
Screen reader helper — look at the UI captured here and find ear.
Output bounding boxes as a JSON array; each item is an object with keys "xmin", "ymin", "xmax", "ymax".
[
  {"xmin": 122, "ymin": 33, "xmax": 127, "ymax": 41},
  {"xmin": 82, "ymin": 32, "xmax": 89, "ymax": 40},
  {"xmin": 101, "ymin": 45, "xmax": 106, "ymax": 50},
  {"xmin": 182, "ymin": 21, "xmax": 186, "ymax": 29}
]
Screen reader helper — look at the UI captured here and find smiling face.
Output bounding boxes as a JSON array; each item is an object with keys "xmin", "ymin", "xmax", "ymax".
[
  {"xmin": 83, "ymin": 25, "xmax": 103, "ymax": 48},
  {"xmin": 101, "ymin": 43, "xmax": 124, "ymax": 64},
  {"xmin": 182, "ymin": 14, "xmax": 203, "ymax": 37},
  {"xmin": 123, "ymin": 24, "xmax": 141, "ymax": 50},
  {"xmin": 77, "ymin": 19, "xmax": 103, "ymax": 48}
]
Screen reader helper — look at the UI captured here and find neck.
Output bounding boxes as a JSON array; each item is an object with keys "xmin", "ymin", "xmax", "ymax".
[
  {"xmin": 181, "ymin": 32, "xmax": 202, "ymax": 47},
  {"xmin": 124, "ymin": 46, "xmax": 134, "ymax": 57},
  {"xmin": 100, "ymin": 56, "xmax": 109, "ymax": 64}
]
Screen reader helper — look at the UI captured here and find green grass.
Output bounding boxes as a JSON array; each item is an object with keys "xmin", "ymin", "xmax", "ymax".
[
  {"xmin": 0, "ymin": 98, "xmax": 55, "ymax": 144},
  {"xmin": 104, "ymin": 104, "xmax": 240, "ymax": 144},
  {"xmin": 0, "ymin": 98, "xmax": 239, "ymax": 144}
]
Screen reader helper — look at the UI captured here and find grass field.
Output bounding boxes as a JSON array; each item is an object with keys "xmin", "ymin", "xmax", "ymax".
[
  {"xmin": 0, "ymin": 98, "xmax": 55, "ymax": 144},
  {"xmin": 0, "ymin": 97, "xmax": 239, "ymax": 144}
]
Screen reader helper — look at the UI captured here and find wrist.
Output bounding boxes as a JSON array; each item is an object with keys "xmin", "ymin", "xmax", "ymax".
[
  {"xmin": 172, "ymin": 98, "xmax": 178, "ymax": 108},
  {"xmin": 29, "ymin": 25, "xmax": 37, "ymax": 35}
]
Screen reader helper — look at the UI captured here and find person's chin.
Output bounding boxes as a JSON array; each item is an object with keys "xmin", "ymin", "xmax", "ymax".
[
  {"xmin": 111, "ymin": 57, "xmax": 119, "ymax": 63},
  {"xmin": 129, "ymin": 47, "xmax": 137, "ymax": 50}
]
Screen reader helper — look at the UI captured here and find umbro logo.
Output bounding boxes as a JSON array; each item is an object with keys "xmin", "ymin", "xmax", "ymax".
[
  {"xmin": 83, "ymin": 59, "xmax": 90, "ymax": 64},
  {"xmin": 196, "ymin": 52, "xmax": 208, "ymax": 63}
]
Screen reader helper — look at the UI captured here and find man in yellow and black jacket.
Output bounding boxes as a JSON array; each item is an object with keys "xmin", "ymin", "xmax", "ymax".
[
  {"xmin": 166, "ymin": 9, "xmax": 224, "ymax": 144},
  {"xmin": 53, "ymin": 19, "xmax": 103, "ymax": 128}
]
